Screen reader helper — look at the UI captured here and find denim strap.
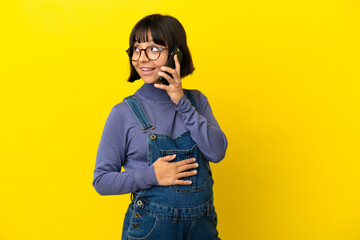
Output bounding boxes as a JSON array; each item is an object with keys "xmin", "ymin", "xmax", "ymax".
[
  {"xmin": 183, "ymin": 89, "xmax": 199, "ymax": 112},
  {"xmin": 124, "ymin": 95, "xmax": 155, "ymax": 132},
  {"xmin": 124, "ymin": 89, "xmax": 198, "ymax": 132}
]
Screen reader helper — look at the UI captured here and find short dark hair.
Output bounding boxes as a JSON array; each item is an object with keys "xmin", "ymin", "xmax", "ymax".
[{"xmin": 127, "ymin": 14, "xmax": 195, "ymax": 82}]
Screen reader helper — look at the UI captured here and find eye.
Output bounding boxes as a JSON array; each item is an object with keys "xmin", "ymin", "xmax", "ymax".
[
  {"xmin": 134, "ymin": 47, "xmax": 140, "ymax": 52},
  {"xmin": 150, "ymin": 46, "xmax": 160, "ymax": 52}
]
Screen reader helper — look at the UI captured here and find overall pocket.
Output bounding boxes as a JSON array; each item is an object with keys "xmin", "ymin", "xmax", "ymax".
[
  {"xmin": 161, "ymin": 144, "xmax": 207, "ymax": 193},
  {"xmin": 127, "ymin": 209, "xmax": 159, "ymax": 240}
]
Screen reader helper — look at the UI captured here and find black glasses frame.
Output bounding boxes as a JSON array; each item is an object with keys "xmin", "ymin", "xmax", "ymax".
[{"xmin": 126, "ymin": 46, "xmax": 168, "ymax": 61}]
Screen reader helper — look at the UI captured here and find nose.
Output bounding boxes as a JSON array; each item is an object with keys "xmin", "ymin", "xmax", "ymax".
[{"xmin": 138, "ymin": 49, "xmax": 149, "ymax": 62}]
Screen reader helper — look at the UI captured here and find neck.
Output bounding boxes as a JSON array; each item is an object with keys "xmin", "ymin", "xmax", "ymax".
[{"xmin": 136, "ymin": 82, "xmax": 172, "ymax": 103}]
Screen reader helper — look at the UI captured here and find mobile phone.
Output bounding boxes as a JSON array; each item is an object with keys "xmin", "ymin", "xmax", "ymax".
[{"xmin": 159, "ymin": 46, "xmax": 183, "ymax": 85}]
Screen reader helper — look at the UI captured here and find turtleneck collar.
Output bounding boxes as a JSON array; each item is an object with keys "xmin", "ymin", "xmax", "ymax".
[{"xmin": 135, "ymin": 83, "xmax": 172, "ymax": 103}]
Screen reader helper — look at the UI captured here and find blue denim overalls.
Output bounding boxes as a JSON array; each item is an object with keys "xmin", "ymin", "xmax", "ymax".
[{"xmin": 122, "ymin": 90, "xmax": 220, "ymax": 240}]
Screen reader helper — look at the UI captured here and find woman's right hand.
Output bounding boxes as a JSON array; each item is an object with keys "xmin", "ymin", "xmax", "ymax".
[{"xmin": 152, "ymin": 154, "xmax": 198, "ymax": 186}]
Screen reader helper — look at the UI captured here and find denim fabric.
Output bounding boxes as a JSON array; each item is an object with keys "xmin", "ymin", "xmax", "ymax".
[{"xmin": 122, "ymin": 90, "xmax": 220, "ymax": 240}]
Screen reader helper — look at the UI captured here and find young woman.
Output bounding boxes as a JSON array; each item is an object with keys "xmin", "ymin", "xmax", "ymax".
[{"xmin": 93, "ymin": 14, "xmax": 227, "ymax": 240}]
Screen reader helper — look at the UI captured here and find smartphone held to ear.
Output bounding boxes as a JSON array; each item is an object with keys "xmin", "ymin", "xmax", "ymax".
[{"xmin": 159, "ymin": 46, "xmax": 183, "ymax": 85}]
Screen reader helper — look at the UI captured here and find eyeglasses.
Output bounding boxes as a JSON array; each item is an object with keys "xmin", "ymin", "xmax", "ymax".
[{"xmin": 126, "ymin": 45, "xmax": 168, "ymax": 61}]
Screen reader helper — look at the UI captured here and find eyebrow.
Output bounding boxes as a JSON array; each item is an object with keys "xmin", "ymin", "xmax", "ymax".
[{"xmin": 134, "ymin": 40, "xmax": 164, "ymax": 48}]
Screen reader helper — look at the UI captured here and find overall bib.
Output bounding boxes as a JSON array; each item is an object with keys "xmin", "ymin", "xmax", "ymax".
[{"xmin": 122, "ymin": 90, "xmax": 220, "ymax": 240}]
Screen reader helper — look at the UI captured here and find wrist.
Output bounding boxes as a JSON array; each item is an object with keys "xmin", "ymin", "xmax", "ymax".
[{"xmin": 174, "ymin": 92, "xmax": 184, "ymax": 105}]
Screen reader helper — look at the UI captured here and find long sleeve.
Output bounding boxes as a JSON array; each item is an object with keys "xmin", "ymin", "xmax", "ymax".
[
  {"xmin": 92, "ymin": 107, "xmax": 158, "ymax": 196},
  {"xmin": 175, "ymin": 90, "xmax": 228, "ymax": 163},
  {"xmin": 93, "ymin": 84, "xmax": 227, "ymax": 196}
]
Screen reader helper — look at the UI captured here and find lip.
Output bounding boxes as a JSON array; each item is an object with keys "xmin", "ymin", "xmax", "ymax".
[{"xmin": 139, "ymin": 67, "xmax": 156, "ymax": 75}]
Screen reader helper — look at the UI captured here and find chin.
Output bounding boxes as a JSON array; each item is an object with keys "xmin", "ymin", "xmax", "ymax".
[{"xmin": 141, "ymin": 77, "xmax": 160, "ymax": 84}]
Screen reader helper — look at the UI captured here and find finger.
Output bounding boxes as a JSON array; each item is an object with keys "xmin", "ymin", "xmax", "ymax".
[
  {"xmin": 174, "ymin": 179, "xmax": 192, "ymax": 185},
  {"xmin": 157, "ymin": 71, "xmax": 175, "ymax": 84},
  {"xmin": 177, "ymin": 162, "xmax": 199, "ymax": 173},
  {"xmin": 161, "ymin": 154, "xmax": 177, "ymax": 161},
  {"xmin": 174, "ymin": 55, "xmax": 181, "ymax": 75},
  {"xmin": 177, "ymin": 170, "xmax": 197, "ymax": 179},
  {"xmin": 160, "ymin": 66, "xmax": 176, "ymax": 75},
  {"xmin": 174, "ymin": 158, "xmax": 196, "ymax": 166},
  {"xmin": 154, "ymin": 83, "xmax": 170, "ymax": 90}
]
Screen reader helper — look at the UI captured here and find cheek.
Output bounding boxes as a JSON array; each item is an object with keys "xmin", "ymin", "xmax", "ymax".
[
  {"xmin": 131, "ymin": 61, "xmax": 140, "ymax": 71},
  {"xmin": 132, "ymin": 62, "xmax": 142, "ymax": 75},
  {"xmin": 131, "ymin": 61, "xmax": 137, "ymax": 68},
  {"xmin": 157, "ymin": 55, "xmax": 168, "ymax": 67}
]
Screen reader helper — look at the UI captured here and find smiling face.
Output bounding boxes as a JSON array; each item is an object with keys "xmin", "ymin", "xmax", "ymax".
[{"xmin": 131, "ymin": 32, "xmax": 168, "ymax": 84}]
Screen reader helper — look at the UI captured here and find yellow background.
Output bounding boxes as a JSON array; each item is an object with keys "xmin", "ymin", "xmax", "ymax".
[{"xmin": 1, "ymin": 0, "xmax": 359, "ymax": 239}]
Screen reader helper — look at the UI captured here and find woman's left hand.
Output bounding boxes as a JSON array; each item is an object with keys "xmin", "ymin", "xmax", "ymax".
[{"xmin": 154, "ymin": 55, "xmax": 184, "ymax": 105}]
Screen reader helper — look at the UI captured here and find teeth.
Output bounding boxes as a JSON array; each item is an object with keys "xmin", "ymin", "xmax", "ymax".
[{"xmin": 141, "ymin": 68, "xmax": 153, "ymax": 71}]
